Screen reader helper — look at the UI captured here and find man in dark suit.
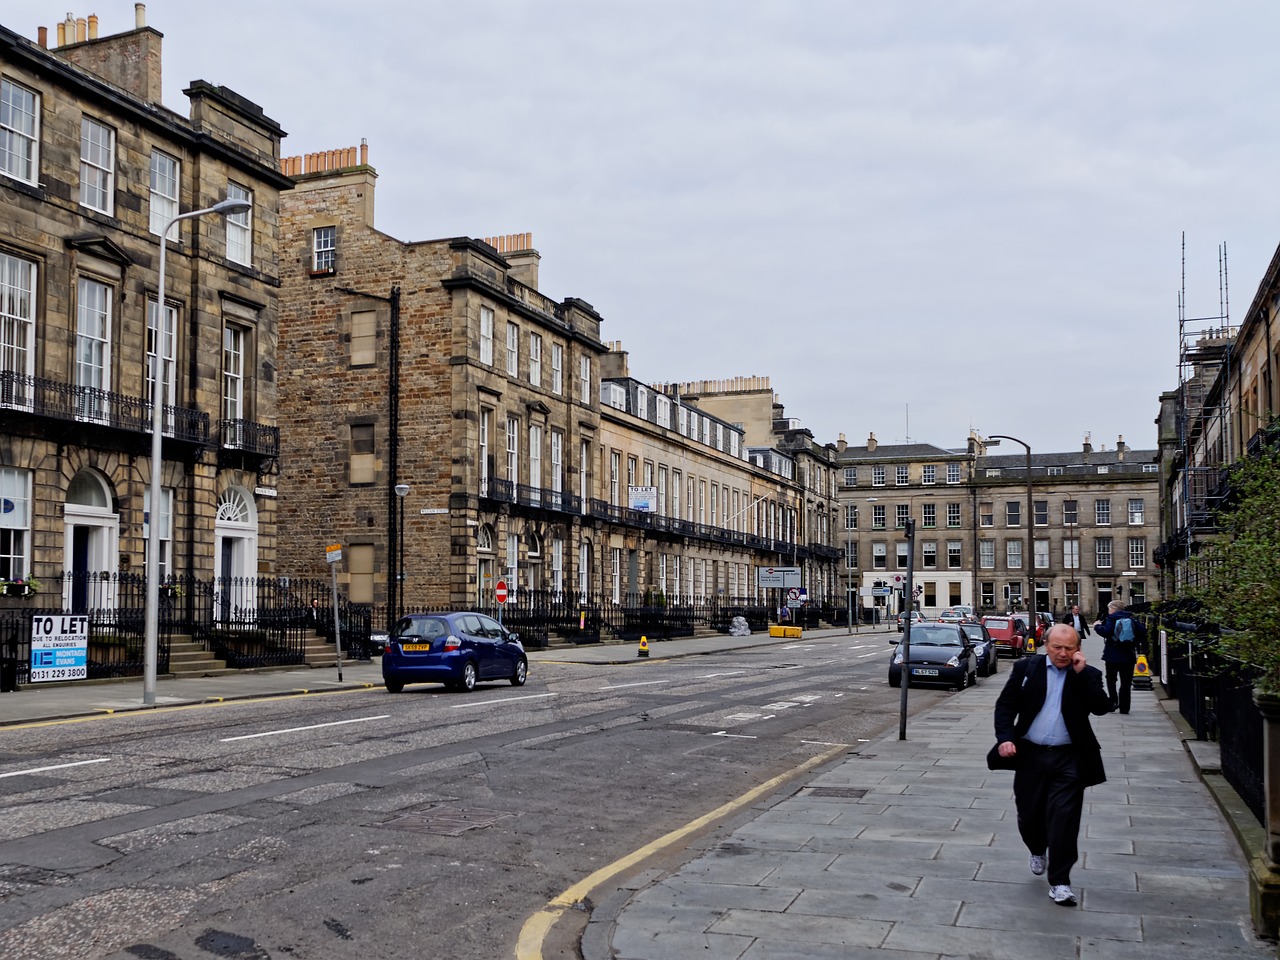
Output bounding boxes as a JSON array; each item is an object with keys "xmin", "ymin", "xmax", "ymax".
[
  {"xmin": 994, "ymin": 624, "xmax": 1113, "ymax": 906},
  {"xmin": 1060, "ymin": 604, "xmax": 1090, "ymax": 640}
]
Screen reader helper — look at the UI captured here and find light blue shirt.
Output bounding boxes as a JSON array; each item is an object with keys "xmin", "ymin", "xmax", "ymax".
[{"xmin": 1025, "ymin": 661, "xmax": 1072, "ymax": 746}]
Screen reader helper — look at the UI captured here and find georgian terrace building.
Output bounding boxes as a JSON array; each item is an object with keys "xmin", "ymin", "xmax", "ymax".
[{"xmin": 0, "ymin": 10, "xmax": 290, "ymax": 604}]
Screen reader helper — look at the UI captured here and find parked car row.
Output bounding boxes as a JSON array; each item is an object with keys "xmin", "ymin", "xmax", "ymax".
[{"xmin": 888, "ymin": 620, "xmax": 1001, "ymax": 690}]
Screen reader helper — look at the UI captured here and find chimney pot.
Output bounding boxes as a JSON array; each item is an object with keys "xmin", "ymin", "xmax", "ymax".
[
  {"xmin": 136, "ymin": 3, "xmax": 147, "ymax": 29},
  {"xmin": 76, "ymin": 17, "xmax": 87, "ymax": 43},
  {"xmin": 56, "ymin": 21, "xmax": 65, "ymax": 46},
  {"xmin": 88, "ymin": 14, "xmax": 98, "ymax": 39},
  {"xmin": 38, "ymin": 26, "xmax": 47, "ymax": 47}
]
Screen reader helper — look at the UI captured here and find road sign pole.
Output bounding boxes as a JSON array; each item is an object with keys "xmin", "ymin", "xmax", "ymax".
[{"xmin": 899, "ymin": 519, "xmax": 916, "ymax": 741}]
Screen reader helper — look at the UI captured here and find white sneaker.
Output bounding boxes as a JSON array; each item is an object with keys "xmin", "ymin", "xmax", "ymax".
[
  {"xmin": 1048, "ymin": 884, "xmax": 1077, "ymax": 906},
  {"xmin": 1028, "ymin": 854, "xmax": 1046, "ymax": 876}
]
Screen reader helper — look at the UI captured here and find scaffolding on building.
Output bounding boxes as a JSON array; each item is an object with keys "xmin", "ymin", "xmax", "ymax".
[{"xmin": 1171, "ymin": 234, "xmax": 1236, "ymax": 582}]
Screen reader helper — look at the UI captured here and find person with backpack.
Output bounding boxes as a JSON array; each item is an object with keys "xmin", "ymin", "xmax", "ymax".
[{"xmin": 1094, "ymin": 599, "xmax": 1147, "ymax": 714}]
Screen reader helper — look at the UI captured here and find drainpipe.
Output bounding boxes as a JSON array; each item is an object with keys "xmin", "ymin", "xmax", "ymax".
[{"xmin": 386, "ymin": 285, "xmax": 402, "ymax": 624}]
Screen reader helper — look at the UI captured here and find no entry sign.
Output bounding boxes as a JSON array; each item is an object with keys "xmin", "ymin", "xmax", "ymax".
[{"xmin": 495, "ymin": 579, "xmax": 509, "ymax": 604}]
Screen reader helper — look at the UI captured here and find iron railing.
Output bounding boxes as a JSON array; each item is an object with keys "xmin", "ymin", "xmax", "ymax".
[{"xmin": 0, "ymin": 371, "xmax": 209, "ymax": 443}]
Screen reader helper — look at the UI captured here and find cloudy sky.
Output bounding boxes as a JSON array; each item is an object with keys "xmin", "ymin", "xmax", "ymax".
[{"xmin": 11, "ymin": 1, "xmax": 1279, "ymax": 455}]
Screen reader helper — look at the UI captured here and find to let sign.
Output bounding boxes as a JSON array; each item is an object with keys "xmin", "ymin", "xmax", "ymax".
[
  {"xmin": 495, "ymin": 580, "xmax": 509, "ymax": 604},
  {"xmin": 30, "ymin": 615, "xmax": 89, "ymax": 682}
]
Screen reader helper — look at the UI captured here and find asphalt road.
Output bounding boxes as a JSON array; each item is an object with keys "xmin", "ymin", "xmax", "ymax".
[{"xmin": 0, "ymin": 634, "xmax": 971, "ymax": 960}]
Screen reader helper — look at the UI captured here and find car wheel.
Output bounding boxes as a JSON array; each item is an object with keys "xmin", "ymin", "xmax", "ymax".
[
  {"xmin": 385, "ymin": 679, "xmax": 403, "ymax": 694},
  {"xmin": 458, "ymin": 661, "xmax": 477, "ymax": 692},
  {"xmin": 889, "ymin": 675, "xmax": 901, "ymax": 689},
  {"xmin": 511, "ymin": 658, "xmax": 527, "ymax": 686}
]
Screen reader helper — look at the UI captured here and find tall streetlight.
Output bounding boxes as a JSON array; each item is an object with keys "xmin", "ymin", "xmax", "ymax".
[
  {"xmin": 144, "ymin": 198, "xmax": 253, "ymax": 706},
  {"xmin": 394, "ymin": 483, "xmax": 410, "ymax": 620},
  {"xmin": 986, "ymin": 435, "xmax": 1036, "ymax": 645}
]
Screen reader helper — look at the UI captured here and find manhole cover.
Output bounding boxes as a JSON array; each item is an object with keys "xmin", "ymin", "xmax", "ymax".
[
  {"xmin": 806, "ymin": 787, "xmax": 867, "ymax": 799},
  {"xmin": 378, "ymin": 804, "xmax": 514, "ymax": 837}
]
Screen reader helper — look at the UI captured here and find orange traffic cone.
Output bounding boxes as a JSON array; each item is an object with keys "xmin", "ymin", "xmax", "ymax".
[{"xmin": 637, "ymin": 635, "xmax": 649, "ymax": 658}]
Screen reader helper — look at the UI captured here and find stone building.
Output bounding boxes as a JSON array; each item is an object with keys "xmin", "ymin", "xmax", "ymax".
[
  {"xmin": 836, "ymin": 432, "xmax": 1161, "ymax": 620},
  {"xmin": 0, "ymin": 10, "xmax": 290, "ymax": 604},
  {"xmin": 274, "ymin": 148, "xmax": 609, "ymax": 612}
]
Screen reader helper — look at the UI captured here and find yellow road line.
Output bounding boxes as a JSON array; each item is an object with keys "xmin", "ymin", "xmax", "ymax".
[{"xmin": 514, "ymin": 741, "xmax": 850, "ymax": 960}]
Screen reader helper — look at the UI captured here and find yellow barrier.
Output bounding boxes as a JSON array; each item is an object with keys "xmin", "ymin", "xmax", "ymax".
[{"xmin": 769, "ymin": 625, "xmax": 803, "ymax": 638}]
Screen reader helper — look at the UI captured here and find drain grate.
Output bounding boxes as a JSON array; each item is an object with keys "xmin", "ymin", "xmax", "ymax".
[
  {"xmin": 806, "ymin": 787, "xmax": 868, "ymax": 799},
  {"xmin": 378, "ymin": 804, "xmax": 515, "ymax": 837}
]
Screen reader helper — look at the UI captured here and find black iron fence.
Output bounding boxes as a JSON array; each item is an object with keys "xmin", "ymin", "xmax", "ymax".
[
  {"xmin": 1144, "ymin": 610, "xmax": 1264, "ymax": 826},
  {"xmin": 0, "ymin": 573, "xmax": 373, "ymax": 688}
]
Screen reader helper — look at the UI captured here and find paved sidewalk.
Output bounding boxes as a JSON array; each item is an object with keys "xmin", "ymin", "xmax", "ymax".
[{"xmin": 590, "ymin": 633, "xmax": 1275, "ymax": 959}]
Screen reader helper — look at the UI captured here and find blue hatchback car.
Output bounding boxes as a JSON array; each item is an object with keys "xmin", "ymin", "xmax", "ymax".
[{"xmin": 382, "ymin": 612, "xmax": 527, "ymax": 693}]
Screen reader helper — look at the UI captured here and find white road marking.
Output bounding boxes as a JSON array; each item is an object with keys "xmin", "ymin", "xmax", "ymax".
[
  {"xmin": 697, "ymin": 671, "xmax": 746, "ymax": 679},
  {"xmin": 712, "ymin": 731, "xmax": 757, "ymax": 739},
  {"xmin": 762, "ymin": 701, "xmax": 799, "ymax": 710},
  {"xmin": 449, "ymin": 692, "xmax": 558, "ymax": 709},
  {"xmin": 724, "ymin": 713, "xmax": 762, "ymax": 722},
  {"xmin": 219, "ymin": 715, "xmax": 390, "ymax": 742},
  {"xmin": 801, "ymin": 740, "xmax": 850, "ymax": 747},
  {"xmin": 599, "ymin": 680, "xmax": 671, "ymax": 690},
  {"xmin": 857, "ymin": 651, "xmax": 884, "ymax": 659},
  {"xmin": 0, "ymin": 757, "xmax": 111, "ymax": 779}
]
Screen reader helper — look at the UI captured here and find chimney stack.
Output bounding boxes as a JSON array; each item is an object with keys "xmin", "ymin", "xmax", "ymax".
[
  {"xmin": 867, "ymin": 432, "xmax": 878, "ymax": 453},
  {"xmin": 1082, "ymin": 433, "xmax": 1092, "ymax": 459},
  {"xmin": 837, "ymin": 433, "xmax": 847, "ymax": 454}
]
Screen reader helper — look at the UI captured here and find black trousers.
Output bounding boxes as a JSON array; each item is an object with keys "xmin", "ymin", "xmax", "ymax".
[
  {"xmin": 1105, "ymin": 661, "xmax": 1134, "ymax": 713},
  {"xmin": 1014, "ymin": 743, "xmax": 1084, "ymax": 886}
]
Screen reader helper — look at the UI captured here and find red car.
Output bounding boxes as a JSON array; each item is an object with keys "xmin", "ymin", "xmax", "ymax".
[{"xmin": 981, "ymin": 616, "xmax": 1026, "ymax": 658}]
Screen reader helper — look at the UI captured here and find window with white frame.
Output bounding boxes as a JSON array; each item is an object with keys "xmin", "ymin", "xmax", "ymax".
[
  {"xmin": 896, "ymin": 542, "xmax": 909, "ymax": 569},
  {"xmin": 656, "ymin": 395, "xmax": 670, "ymax": 428},
  {"xmin": 528, "ymin": 333, "xmax": 542, "ymax": 386},
  {"xmin": 149, "ymin": 150, "xmax": 180, "ymax": 238},
  {"xmin": 578, "ymin": 541, "xmax": 589, "ymax": 598},
  {"xmin": 657, "ymin": 466, "xmax": 667, "ymax": 516},
  {"xmin": 0, "ymin": 252, "xmax": 37, "ymax": 392},
  {"xmin": 507, "ymin": 532, "xmax": 519, "ymax": 586},
  {"xmin": 1128, "ymin": 498, "xmax": 1144, "ymax": 525},
  {"xmin": 146, "ymin": 297, "xmax": 177, "ymax": 434},
  {"xmin": 1063, "ymin": 538, "xmax": 1080, "ymax": 570},
  {"xmin": 550, "ymin": 342, "xmax": 563, "ymax": 394},
  {"xmin": 579, "ymin": 355, "xmax": 591, "ymax": 405},
  {"xmin": 981, "ymin": 581, "xmax": 995, "ymax": 608},
  {"xmin": 671, "ymin": 469, "xmax": 681, "ymax": 518},
  {"xmin": 947, "ymin": 502, "xmax": 961, "ymax": 527},
  {"xmin": 225, "ymin": 182, "xmax": 252, "ymax": 266},
  {"xmin": 0, "ymin": 466, "xmax": 31, "ymax": 580},
  {"xmin": 872, "ymin": 465, "xmax": 885, "ymax": 487},
  {"xmin": 948, "ymin": 540, "xmax": 962, "ymax": 569},
  {"xmin": 947, "ymin": 463, "xmax": 961, "ymax": 483},
  {"xmin": 846, "ymin": 540, "xmax": 857, "ymax": 568},
  {"xmin": 506, "ymin": 322, "xmax": 519, "ymax": 377},
  {"xmin": 1006, "ymin": 540, "xmax": 1022, "ymax": 569},
  {"xmin": 636, "ymin": 385, "xmax": 649, "ymax": 420},
  {"xmin": 1063, "ymin": 499, "xmax": 1078, "ymax": 524},
  {"xmin": 1034, "ymin": 538, "xmax": 1049, "ymax": 569},
  {"xmin": 922, "ymin": 541, "xmax": 937, "ymax": 568},
  {"xmin": 222, "ymin": 323, "xmax": 247, "ymax": 427},
  {"xmin": 610, "ymin": 451, "xmax": 620, "ymax": 505},
  {"xmin": 529, "ymin": 424, "xmax": 543, "ymax": 497},
  {"xmin": 921, "ymin": 502, "xmax": 936, "ymax": 528},
  {"xmin": 1096, "ymin": 465, "xmax": 1109, "ymax": 474},
  {"xmin": 1006, "ymin": 501, "xmax": 1021, "ymax": 527},
  {"xmin": 0, "ymin": 80, "xmax": 39, "ymax": 184},
  {"xmin": 312, "ymin": 226, "xmax": 335, "ymax": 273},
  {"xmin": 506, "ymin": 415, "xmax": 519, "ymax": 481},
  {"xmin": 980, "ymin": 501, "xmax": 993, "ymax": 526},
  {"xmin": 612, "ymin": 548, "xmax": 622, "ymax": 603},
  {"xmin": 1047, "ymin": 465, "xmax": 1064, "ymax": 476},
  {"xmin": 75, "ymin": 278, "xmax": 112, "ymax": 421},
  {"xmin": 550, "ymin": 430, "xmax": 563, "ymax": 503},
  {"xmin": 1034, "ymin": 500, "xmax": 1048, "ymax": 526},
  {"xmin": 79, "ymin": 117, "xmax": 114, "ymax": 214},
  {"xmin": 896, "ymin": 465, "xmax": 909, "ymax": 485},
  {"xmin": 1096, "ymin": 499, "xmax": 1111, "ymax": 525},
  {"xmin": 1142, "ymin": 463, "xmax": 1158, "ymax": 473},
  {"xmin": 873, "ymin": 542, "xmax": 887, "ymax": 569},
  {"xmin": 986, "ymin": 468, "xmax": 1002, "ymax": 477},
  {"xmin": 1095, "ymin": 537, "xmax": 1113, "ymax": 568},
  {"xmin": 896, "ymin": 503, "xmax": 910, "ymax": 528},
  {"xmin": 479, "ymin": 306, "xmax": 494, "ymax": 365},
  {"xmin": 844, "ymin": 504, "xmax": 857, "ymax": 529},
  {"xmin": 551, "ymin": 538, "xmax": 563, "ymax": 595},
  {"xmin": 979, "ymin": 539, "xmax": 995, "ymax": 569},
  {"xmin": 143, "ymin": 486, "xmax": 174, "ymax": 581},
  {"xmin": 922, "ymin": 465, "xmax": 936, "ymax": 485},
  {"xmin": 1128, "ymin": 537, "xmax": 1145, "ymax": 568},
  {"xmin": 872, "ymin": 504, "xmax": 886, "ymax": 529},
  {"xmin": 478, "ymin": 407, "xmax": 491, "ymax": 496},
  {"xmin": 580, "ymin": 440, "xmax": 590, "ymax": 503},
  {"xmin": 843, "ymin": 467, "xmax": 855, "ymax": 486}
]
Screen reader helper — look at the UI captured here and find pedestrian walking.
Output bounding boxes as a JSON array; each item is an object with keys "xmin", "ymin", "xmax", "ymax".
[
  {"xmin": 1060, "ymin": 603, "xmax": 1090, "ymax": 641},
  {"xmin": 1094, "ymin": 599, "xmax": 1147, "ymax": 714},
  {"xmin": 993, "ymin": 624, "xmax": 1113, "ymax": 906}
]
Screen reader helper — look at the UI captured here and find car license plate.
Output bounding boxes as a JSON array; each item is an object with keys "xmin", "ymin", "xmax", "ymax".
[
  {"xmin": 401, "ymin": 643, "xmax": 432, "ymax": 651},
  {"xmin": 912, "ymin": 668, "xmax": 939, "ymax": 676}
]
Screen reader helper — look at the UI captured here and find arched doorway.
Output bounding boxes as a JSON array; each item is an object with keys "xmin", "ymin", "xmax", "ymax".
[
  {"xmin": 63, "ymin": 469, "xmax": 118, "ymax": 612},
  {"xmin": 476, "ymin": 524, "xmax": 496, "ymax": 607},
  {"xmin": 214, "ymin": 487, "xmax": 258, "ymax": 619}
]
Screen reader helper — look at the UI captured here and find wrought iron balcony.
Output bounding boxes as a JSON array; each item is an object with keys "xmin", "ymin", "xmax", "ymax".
[
  {"xmin": 1, "ymin": 371, "xmax": 208, "ymax": 444},
  {"xmin": 219, "ymin": 419, "xmax": 280, "ymax": 457}
]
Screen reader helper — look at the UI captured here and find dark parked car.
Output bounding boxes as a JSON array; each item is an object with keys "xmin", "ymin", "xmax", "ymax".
[
  {"xmin": 960, "ymin": 622, "xmax": 998, "ymax": 677},
  {"xmin": 888, "ymin": 622, "xmax": 978, "ymax": 691},
  {"xmin": 382, "ymin": 611, "xmax": 527, "ymax": 693},
  {"xmin": 982, "ymin": 616, "xmax": 1025, "ymax": 658}
]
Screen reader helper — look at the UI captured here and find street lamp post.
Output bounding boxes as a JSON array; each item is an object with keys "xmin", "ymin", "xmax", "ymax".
[
  {"xmin": 986, "ymin": 435, "xmax": 1035, "ymax": 646},
  {"xmin": 144, "ymin": 198, "xmax": 253, "ymax": 706},
  {"xmin": 394, "ymin": 483, "xmax": 409, "ymax": 620}
]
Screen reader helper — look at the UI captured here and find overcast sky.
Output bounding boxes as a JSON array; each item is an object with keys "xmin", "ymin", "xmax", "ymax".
[{"xmin": 12, "ymin": 0, "xmax": 1280, "ymax": 456}]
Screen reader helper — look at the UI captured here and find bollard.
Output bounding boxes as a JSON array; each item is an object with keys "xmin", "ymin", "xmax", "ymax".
[
  {"xmin": 1133, "ymin": 653, "xmax": 1153, "ymax": 690},
  {"xmin": 637, "ymin": 635, "xmax": 649, "ymax": 658}
]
